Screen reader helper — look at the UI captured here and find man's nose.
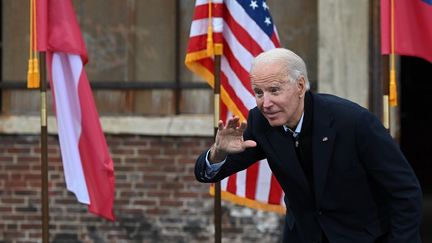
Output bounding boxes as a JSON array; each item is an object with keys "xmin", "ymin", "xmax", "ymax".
[{"xmin": 262, "ymin": 94, "xmax": 273, "ymax": 108}]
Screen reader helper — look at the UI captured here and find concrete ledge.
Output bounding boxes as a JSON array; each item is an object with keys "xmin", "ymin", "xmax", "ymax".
[{"xmin": 0, "ymin": 115, "xmax": 214, "ymax": 137}]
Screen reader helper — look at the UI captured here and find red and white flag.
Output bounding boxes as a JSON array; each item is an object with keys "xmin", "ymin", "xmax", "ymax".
[
  {"xmin": 381, "ymin": 0, "xmax": 432, "ymax": 63},
  {"xmin": 36, "ymin": 0, "xmax": 115, "ymax": 221},
  {"xmin": 185, "ymin": 0, "xmax": 285, "ymax": 213}
]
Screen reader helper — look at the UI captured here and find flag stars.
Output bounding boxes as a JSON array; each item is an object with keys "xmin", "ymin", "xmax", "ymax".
[
  {"xmin": 264, "ymin": 17, "xmax": 271, "ymax": 26},
  {"xmin": 262, "ymin": 1, "xmax": 269, "ymax": 10},
  {"xmin": 250, "ymin": 0, "xmax": 258, "ymax": 10}
]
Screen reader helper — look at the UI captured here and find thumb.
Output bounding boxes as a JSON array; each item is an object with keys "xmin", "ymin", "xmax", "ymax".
[{"xmin": 243, "ymin": 140, "xmax": 257, "ymax": 148}]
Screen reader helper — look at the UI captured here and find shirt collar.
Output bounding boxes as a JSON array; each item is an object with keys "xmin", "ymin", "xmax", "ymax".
[{"xmin": 283, "ymin": 112, "xmax": 304, "ymax": 138}]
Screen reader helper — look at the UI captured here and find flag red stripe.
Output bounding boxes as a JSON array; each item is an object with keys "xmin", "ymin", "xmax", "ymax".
[
  {"xmin": 226, "ymin": 173, "xmax": 237, "ymax": 194},
  {"xmin": 186, "ymin": 33, "xmax": 224, "ymax": 53},
  {"xmin": 192, "ymin": 3, "xmax": 224, "ymax": 20},
  {"xmin": 186, "ymin": 35, "xmax": 207, "ymax": 53},
  {"xmin": 271, "ymin": 33, "xmax": 281, "ymax": 48},
  {"xmin": 245, "ymin": 162, "xmax": 259, "ymax": 199},
  {"xmin": 268, "ymin": 175, "xmax": 283, "ymax": 204},
  {"xmin": 78, "ymin": 70, "xmax": 115, "ymax": 220}
]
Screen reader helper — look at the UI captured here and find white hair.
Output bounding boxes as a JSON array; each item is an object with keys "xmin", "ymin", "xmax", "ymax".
[{"xmin": 250, "ymin": 48, "xmax": 310, "ymax": 90}]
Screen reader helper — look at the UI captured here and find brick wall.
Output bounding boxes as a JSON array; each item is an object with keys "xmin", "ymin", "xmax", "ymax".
[{"xmin": 0, "ymin": 135, "xmax": 283, "ymax": 243}]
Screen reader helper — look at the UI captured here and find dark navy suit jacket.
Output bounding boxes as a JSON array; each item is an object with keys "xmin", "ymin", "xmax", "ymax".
[{"xmin": 195, "ymin": 93, "xmax": 422, "ymax": 243}]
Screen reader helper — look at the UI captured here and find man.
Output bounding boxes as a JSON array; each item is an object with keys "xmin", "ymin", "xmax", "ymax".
[{"xmin": 195, "ymin": 48, "xmax": 422, "ymax": 243}]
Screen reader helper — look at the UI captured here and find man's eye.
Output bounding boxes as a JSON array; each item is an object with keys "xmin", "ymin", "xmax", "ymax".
[
  {"xmin": 254, "ymin": 89, "xmax": 263, "ymax": 96},
  {"xmin": 270, "ymin": 88, "xmax": 279, "ymax": 93}
]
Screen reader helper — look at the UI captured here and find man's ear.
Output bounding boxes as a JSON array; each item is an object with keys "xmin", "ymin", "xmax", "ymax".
[{"xmin": 297, "ymin": 76, "xmax": 306, "ymax": 96}]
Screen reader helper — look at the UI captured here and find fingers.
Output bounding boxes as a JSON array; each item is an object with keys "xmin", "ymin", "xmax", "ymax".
[
  {"xmin": 243, "ymin": 140, "xmax": 257, "ymax": 148},
  {"xmin": 217, "ymin": 120, "xmax": 224, "ymax": 130},
  {"xmin": 226, "ymin": 116, "xmax": 240, "ymax": 129},
  {"xmin": 218, "ymin": 116, "xmax": 246, "ymax": 131},
  {"xmin": 239, "ymin": 121, "xmax": 247, "ymax": 131}
]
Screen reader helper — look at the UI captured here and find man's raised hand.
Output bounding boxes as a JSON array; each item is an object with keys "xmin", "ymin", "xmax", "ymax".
[{"xmin": 209, "ymin": 116, "xmax": 257, "ymax": 163}]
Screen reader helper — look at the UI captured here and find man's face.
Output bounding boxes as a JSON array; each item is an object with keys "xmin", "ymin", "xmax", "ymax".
[{"xmin": 250, "ymin": 62, "xmax": 305, "ymax": 128}]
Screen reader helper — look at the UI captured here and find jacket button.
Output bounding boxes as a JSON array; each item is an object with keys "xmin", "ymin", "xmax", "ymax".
[{"xmin": 317, "ymin": 210, "xmax": 323, "ymax": 216}]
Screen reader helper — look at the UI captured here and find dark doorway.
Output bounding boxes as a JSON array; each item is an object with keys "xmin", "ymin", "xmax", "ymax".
[
  {"xmin": 400, "ymin": 56, "xmax": 432, "ymax": 241},
  {"xmin": 400, "ymin": 56, "xmax": 432, "ymax": 194}
]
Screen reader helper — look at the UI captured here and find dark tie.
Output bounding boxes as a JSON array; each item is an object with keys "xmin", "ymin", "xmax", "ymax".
[
  {"xmin": 286, "ymin": 130, "xmax": 301, "ymax": 160},
  {"xmin": 293, "ymin": 132, "xmax": 299, "ymax": 148}
]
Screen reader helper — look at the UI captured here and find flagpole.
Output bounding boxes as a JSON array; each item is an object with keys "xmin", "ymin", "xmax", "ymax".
[
  {"xmin": 213, "ymin": 54, "xmax": 222, "ymax": 243},
  {"xmin": 368, "ymin": 0, "xmax": 384, "ymax": 120},
  {"xmin": 382, "ymin": 58, "xmax": 390, "ymax": 131},
  {"xmin": 384, "ymin": 0, "xmax": 396, "ymax": 131},
  {"xmin": 39, "ymin": 52, "xmax": 50, "ymax": 243},
  {"xmin": 382, "ymin": 8, "xmax": 390, "ymax": 130}
]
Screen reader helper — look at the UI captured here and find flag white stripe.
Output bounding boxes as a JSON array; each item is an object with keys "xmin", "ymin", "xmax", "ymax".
[
  {"xmin": 221, "ymin": 177, "xmax": 228, "ymax": 191},
  {"xmin": 52, "ymin": 52, "xmax": 90, "ymax": 204},
  {"xmin": 236, "ymin": 170, "xmax": 246, "ymax": 198},
  {"xmin": 273, "ymin": 25, "xmax": 280, "ymax": 42},
  {"xmin": 190, "ymin": 18, "xmax": 224, "ymax": 37},
  {"xmin": 255, "ymin": 160, "xmax": 272, "ymax": 202}
]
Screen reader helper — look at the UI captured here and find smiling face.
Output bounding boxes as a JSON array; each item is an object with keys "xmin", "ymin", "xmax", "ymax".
[{"xmin": 250, "ymin": 62, "xmax": 306, "ymax": 128}]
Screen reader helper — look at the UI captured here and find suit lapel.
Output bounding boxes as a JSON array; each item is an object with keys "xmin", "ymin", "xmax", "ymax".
[
  {"xmin": 312, "ymin": 95, "xmax": 335, "ymax": 206},
  {"xmin": 264, "ymin": 127, "xmax": 312, "ymax": 197}
]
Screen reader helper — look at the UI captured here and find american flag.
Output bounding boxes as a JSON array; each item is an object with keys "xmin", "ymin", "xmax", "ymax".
[{"xmin": 185, "ymin": 0, "xmax": 284, "ymax": 213}]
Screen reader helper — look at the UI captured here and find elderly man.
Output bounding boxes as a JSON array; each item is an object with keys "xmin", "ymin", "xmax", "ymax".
[{"xmin": 195, "ymin": 48, "xmax": 422, "ymax": 243}]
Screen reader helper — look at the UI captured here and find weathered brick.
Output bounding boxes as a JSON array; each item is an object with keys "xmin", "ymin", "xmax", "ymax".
[
  {"xmin": 136, "ymin": 148, "xmax": 161, "ymax": 155},
  {"xmin": 3, "ymin": 231, "xmax": 23, "ymax": 239},
  {"xmin": 3, "ymin": 214, "xmax": 25, "ymax": 221},
  {"xmin": 21, "ymin": 223, "xmax": 41, "ymax": 230},
  {"xmin": 134, "ymin": 200, "xmax": 157, "ymax": 206},
  {"xmin": 160, "ymin": 200, "xmax": 183, "ymax": 207},
  {"xmin": 33, "ymin": 147, "xmax": 58, "ymax": 154},
  {"xmin": 0, "ymin": 134, "xmax": 283, "ymax": 243},
  {"xmin": 174, "ymin": 191, "xmax": 199, "ymax": 198},
  {"xmin": 16, "ymin": 156, "xmax": 39, "ymax": 163},
  {"xmin": 147, "ymin": 191, "xmax": 171, "ymax": 198},
  {"xmin": 160, "ymin": 182, "xmax": 183, "ymax": 190},
  {"xmin": 5, "ymin": 223, "xmax": 17, "ymax": 230},
  {"xmin": 111, "ymin": 148, "xmax": 136, "ymax": 155},
  {"xmin": 0, "ymin": 156, "xmax": 15, "ymax": 162},
  {"xmin": 142, "ymin": 175, "xmax": 166, "ymax": 181},
  {"xmin": 7, "ymin": 148, "xmax": 32, "ymax": 154},
  {"xmin": 1, "ymin": 198, "xmax": 25, "ymax": 204},
  {"xmin": 4, "ymin": 165, "xmax": 30, "ymax": 171},
  {"xmin": 145, "ymin": 207, "xmax": 169, "ymax": 215},
  {"xmin": 134, "ymin": 182, "xmax": 158, "ymax": 189}
]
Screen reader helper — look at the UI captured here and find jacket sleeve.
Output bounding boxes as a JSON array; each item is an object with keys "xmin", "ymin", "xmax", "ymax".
[{"xmin": 355, "ymin": 110, "xmax": 422, "ymax": 243}]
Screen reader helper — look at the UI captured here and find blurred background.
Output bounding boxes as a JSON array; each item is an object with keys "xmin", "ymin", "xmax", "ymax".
[{"xmin": 0, "ymin": 0, "xmax": 430, "ymax": 242}]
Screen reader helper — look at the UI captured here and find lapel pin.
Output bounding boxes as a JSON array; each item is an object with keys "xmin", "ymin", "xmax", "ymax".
[{"xmin": 322, "ymin": 137, "xmax": 328, "ymax": 142}]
